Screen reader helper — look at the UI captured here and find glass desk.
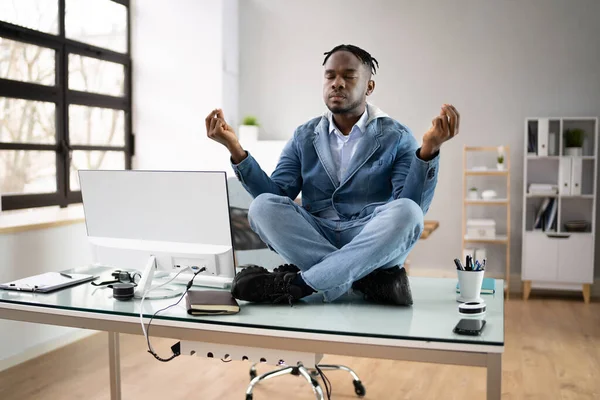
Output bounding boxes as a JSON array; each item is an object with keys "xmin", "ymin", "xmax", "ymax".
[{"xmin": 0, "ymin": 265, "xmax": 504, "ymax": 400}]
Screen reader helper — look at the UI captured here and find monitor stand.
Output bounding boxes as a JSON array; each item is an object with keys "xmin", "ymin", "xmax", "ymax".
[{"xmin": 134, "ymin": 255, "xmax": 184, "ymax": 300}]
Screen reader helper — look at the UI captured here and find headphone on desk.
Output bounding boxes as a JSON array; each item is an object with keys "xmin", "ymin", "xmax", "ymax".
[
  {"xmin": 91, "ymin": 270, "xmax": 141, "ymax": 301},
  {"xmin": 458, "ymin": 301, "xmax": 486, "ymax": 317}
]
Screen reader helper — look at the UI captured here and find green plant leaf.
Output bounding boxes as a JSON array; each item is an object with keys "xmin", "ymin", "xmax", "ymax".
[
  {"xmin": 242, "ymin": 116, "xmax": 259, "ymax": 126},
  {"xmin": 565, "ymin": 128, "xmax": 585, "ymax": 148}
]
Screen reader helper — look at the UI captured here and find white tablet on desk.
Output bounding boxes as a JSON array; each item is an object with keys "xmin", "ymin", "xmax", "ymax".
[{"xmin": 0, "ymin": 272, "xmax": 97, "ymax": 293}]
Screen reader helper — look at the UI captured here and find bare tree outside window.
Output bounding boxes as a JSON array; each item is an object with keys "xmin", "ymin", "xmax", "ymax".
[
  {"xmin": 0, "ymin": 0, "xmax": 132, "ymax": 210},
  {"xmin": 0, "ymin": 0, "xmax": 59, "ymax": 34},
  {"xmin": 0, "ymin": 37, "xmax": 56, "ymax": 195},
  {"xmin": 0, "ymin": 38, "xmax": 55, "ymax": 86},
  {"xmin": 69, "ymin": 54, "xmax": 124, "ymax": 97},
  {"xmin": 65, "ymin": 0, "xmax": 127, "ymax": 54}
]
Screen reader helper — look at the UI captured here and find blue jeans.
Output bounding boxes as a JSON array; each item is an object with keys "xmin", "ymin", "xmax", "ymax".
[{"xmin": 247, "ymin": 194, "xmax": 425, "ymax": 302}]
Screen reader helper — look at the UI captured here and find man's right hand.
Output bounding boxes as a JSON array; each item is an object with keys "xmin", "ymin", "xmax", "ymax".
[{"xmin": 205, "ymin": 109, "xmax": 247, "ymax": 164}]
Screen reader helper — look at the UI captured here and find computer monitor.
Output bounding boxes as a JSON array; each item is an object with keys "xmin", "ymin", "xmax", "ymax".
[{"xmin": 78, "ymin": 170, "xmax": 236, "ymax": 291}]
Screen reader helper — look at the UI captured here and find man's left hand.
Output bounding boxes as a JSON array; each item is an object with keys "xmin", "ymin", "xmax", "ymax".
[{"xmin": 420, "ymin": 103, "xmax": 460, "ymax": 160}]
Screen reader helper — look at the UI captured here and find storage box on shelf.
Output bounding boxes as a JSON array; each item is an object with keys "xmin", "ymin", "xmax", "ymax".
[
  {"xmin": 522, "ymin": 117, "xmax": 597, "ymax": 303},
  {"xmin": 462, "ymin": 146, "xmax": 511, "ymax": 298},
  {"xmin": 466, "ymin": 219, "xmax": 496, "ymax": 240}
]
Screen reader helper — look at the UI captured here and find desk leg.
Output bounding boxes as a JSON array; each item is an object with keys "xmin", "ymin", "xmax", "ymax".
[
  {"xmin": 108, "ymin": 332, "xmax": 122, "ymax": 400},
  {"xmin": 486, "ymin": 353, "xmax": 502, "ymax": 400}
]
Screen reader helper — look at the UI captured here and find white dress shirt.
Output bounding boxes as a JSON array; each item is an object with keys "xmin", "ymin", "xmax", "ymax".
[{"xmin": 328, "ymin": 109, "xmax": 369, "ymax": 184}]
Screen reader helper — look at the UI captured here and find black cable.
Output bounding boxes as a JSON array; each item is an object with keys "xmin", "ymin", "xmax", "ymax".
[
  {"xmin": 315, "ymin": 365, "xmax": 332, "ymax": 400},
  {"xmin": 145, "ymin": 267, "xmax": 206, "ymax": 362}
]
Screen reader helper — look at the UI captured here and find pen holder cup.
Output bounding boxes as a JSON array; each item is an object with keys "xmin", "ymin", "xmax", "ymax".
[{"xmin": 457, "ymin": 269, "xmax": 484, "ymax": 303}]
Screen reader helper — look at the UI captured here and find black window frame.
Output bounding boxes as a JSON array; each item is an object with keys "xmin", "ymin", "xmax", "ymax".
[{"xmin": 0, "ymin": 0, "xmax": 133, "ymax": 211}]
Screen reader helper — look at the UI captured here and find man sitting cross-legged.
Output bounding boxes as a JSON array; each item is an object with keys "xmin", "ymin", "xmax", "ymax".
[{"xmin": 205, "ymin": 44, "xmax": 459, "ymax": 306}]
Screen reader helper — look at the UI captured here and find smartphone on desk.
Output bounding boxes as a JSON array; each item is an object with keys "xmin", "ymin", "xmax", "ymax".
[{"xmin": 453, "ymin": 319, "xmax": 486, "ymax": 336}]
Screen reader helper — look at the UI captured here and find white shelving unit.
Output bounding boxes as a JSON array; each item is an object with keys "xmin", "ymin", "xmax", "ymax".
[
  {"xmin": 462, "ymin": 146, "xmax": 511, "ymax": 299},
  {"xmin": 521, "ymin": 117, "xmax": 598, "ymax": 303}
]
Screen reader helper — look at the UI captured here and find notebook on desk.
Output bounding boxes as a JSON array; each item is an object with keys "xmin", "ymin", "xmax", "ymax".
[
  {"xmin": 0, "ymin": 272, "xmax": 97, "ymax": 293},
  {"xmin": 185, "ymin": 290, "xmax": 240, "ymax": 315}
]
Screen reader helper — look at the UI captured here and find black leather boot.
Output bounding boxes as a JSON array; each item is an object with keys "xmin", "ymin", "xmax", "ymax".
[
  {"xmin": 352, "ymin": 266, "xmax": 413, "ymax": 306},
  {"xmin": 231, "ymin": 266, "xmax": 305, "ymax": 305},
  {"xmin": 273, "ymin": 263, "xmax": 300, "ymax": 274}
]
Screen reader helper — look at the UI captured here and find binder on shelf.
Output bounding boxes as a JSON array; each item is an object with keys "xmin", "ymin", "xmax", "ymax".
[
  {"xmin": 570, "ymin": 157, "xmax": 582, "ymax": 195},
  {"xmin": 559, "ymin": 157, "xmax": 572, "ymax": 195},
  {"xmin": 533, "ymin": 197, "xmax": 551, "ymax": 229},
  {"xmin": 537, "ymin": 118, "xmax": 549, "ymax": 156},
  {"xmin": 544, "ymin": 198, "xmax": 558, "ymax": 232},
  {"xmin": 533, "ymin": 197, "xmax": 558, "ymax": 231},
  {"xmin": 528, "ymin": 124, "xmax": 537, "ymax": 154},
  {"xmin": 548, "ymin": 132, "xmax": 557, "ymax": 156}
]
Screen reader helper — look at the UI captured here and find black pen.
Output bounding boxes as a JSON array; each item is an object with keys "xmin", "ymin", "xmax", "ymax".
[
  {"xmin": 60, "ymin": 272, "xmax": 73, "ymax": 279},
  {"xmin": 453, "ymin": 258, "xmax": 465, "ymax": 271}
]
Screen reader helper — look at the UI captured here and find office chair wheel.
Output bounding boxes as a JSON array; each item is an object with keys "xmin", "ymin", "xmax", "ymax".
[
  {"xmin": 245, "ymin": 394, "xmax": 253, "ymax": 400},
  {"xmin": 353, "ymin": 380, "xmax": 366, "ymax": 397},
  {"xmin": 249, "ymin": 370, "xmax": 257, "ymax": 380}
]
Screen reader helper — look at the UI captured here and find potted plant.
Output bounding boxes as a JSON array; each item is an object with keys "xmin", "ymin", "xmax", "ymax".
[
  {"xmin": 496, "ymin": 146, "xmax": 505, "ymax": 170},
  {"xmin": 238, "ymin": 115, "xmax": 260, "ymax": 144},
  {"xmin": 496, "ymin": 154, "xmax": 504, "ymax": 170},
  {"xmin": 468, "ymin": 187, "xmax": 478, "ymax": 200},
  {"xmin": 564, "ymin": 128, "xmax": 585, "ymax": 156}
]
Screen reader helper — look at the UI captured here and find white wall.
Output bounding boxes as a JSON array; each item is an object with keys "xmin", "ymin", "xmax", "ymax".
[
  {"xmin": 0, "ymin": 224, "xmax": 94, "ymax": 371},
  {"xmin": 132, "ymin": 0, "xmax": 238, "ymax": 174},
  {"xmin": 222, "ymin": 0, "xmax": 240, "ymax": 131},
  {"xmin": 239, "ymin": 0, "xmax": 600, "ymax": 279}
]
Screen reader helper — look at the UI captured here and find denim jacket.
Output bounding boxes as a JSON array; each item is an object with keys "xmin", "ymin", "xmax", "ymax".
[{"xmin": 231, "ymin": 103, "xmax": 440, "ymax": 220}]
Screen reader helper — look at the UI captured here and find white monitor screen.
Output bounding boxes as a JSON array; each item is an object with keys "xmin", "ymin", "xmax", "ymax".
[{"xmin": 78, "ymin": 170, "xmax": 233, "ymax": 248}]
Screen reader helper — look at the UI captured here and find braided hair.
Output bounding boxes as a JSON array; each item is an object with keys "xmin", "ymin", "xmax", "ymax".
[{"xmin": 322, "ymin": 44, "xmax": 379, "ymax": 75}]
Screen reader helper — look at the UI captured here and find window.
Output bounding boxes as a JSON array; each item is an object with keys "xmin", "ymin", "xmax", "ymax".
[{"xmin": 0, "ymin": 0, "xmax": 132, "ymax": 211}]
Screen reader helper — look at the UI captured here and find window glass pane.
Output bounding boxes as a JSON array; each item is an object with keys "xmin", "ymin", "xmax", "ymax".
[
  {"xmin": 68, "ymin": 54, "xmax": 124, "ymax": 96},
  {"xmin": 0, "ymin": 0, "xmax": 59, "ymax": 34},
  {"xmin": 70, "ymin": 150, "xmax": 125, "ymax": 191},
  {"xmin": 0, "ymin": 38, "xmax": 55, "ymax": 86},
  {"xmin": 0, "ymin": 150, "xmax": 56, "ymax": 194},
  {"xmin": 65, "ymin": 0, "xmax": 127, "ymax": 53},
  {"xmin": 0, "ymin": 98, "xmax": 56, "ymax": 144},
  {"xmin": 69, "ymin": 105, "xmax": 124, "ymax": 147}
]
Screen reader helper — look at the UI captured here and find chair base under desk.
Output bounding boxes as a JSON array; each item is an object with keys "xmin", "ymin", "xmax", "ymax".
[
  {"xmin": 179, "ymin": 341, "xmax": 366, "ymax": 399},
  {"xmin": 248, "ymin": 363, "xmax": 365, "ymax": 400}
]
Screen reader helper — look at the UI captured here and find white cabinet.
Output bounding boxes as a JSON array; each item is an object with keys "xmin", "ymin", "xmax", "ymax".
[
  {"xmin": 522, "ymin": 232, "xmax": 558, "ymax": 282},
  {"xmin": 523, "ymin": 232, "xmax": 593, "ymax": 284},
  {"xmin": 556, "ymin": 234, "xmax": 594, "ymax": 283},
  {"xmin": 522, "ymin": 117, "xmax": 597, "ymax": 303}
]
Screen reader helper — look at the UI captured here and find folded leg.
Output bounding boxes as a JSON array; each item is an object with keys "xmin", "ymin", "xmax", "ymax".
[
  {"xmin": 247, "ymin": 193, "xmax": 338, "ymax": 271},
  {"xmin": 301, "ymin": 198, "xmax": 424, "ymax": 302}
]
